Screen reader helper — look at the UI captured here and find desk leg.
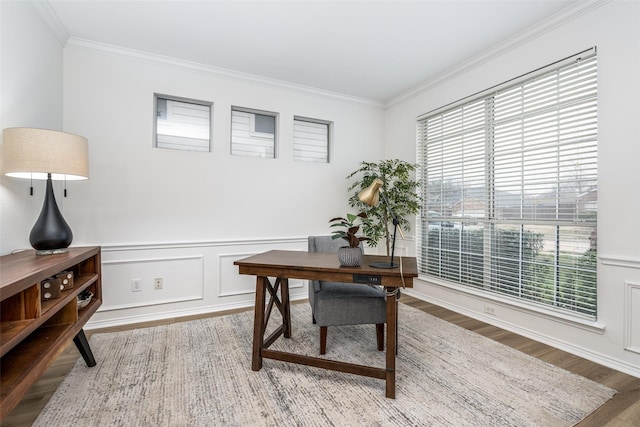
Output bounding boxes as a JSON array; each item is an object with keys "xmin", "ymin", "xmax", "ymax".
[
  {"xmin": 385, "ymin": 287, "xmax": 397, "ymax": 399},
  {"xmin": 252, "ymin": 276, "xmax": 267, "ymax": 371},
  {"xmin": 281, "ymin": 278, "xmax": 291, "ymax": 338}
]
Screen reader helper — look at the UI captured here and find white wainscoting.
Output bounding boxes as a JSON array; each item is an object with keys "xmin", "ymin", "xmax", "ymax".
[
  {"xmin": 602, "ymin": 255, "xmax": 640, "ymax": 357},
  {"xmin": 624, "ymin": 280, "xmax": 640, "ymax": 355},
  {"xmin": 101, "ymin": 255, "xmax": 205, "ymax": 311},
  {"xmin": 89, "ymin": 237, "xmax": 308, "ymax": 328}
]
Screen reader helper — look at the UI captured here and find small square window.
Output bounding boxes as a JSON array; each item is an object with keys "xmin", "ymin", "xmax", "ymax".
[
  {"xmin": 293, "ymin": 116, "xmax": 330, "ymax": 163},
  {"xmin": 231, "ymin": 107, "xmax": 277, "ymax": 158},
  {"xmin": 154, "ymin": 94, "xmax": 212, "ymax": 152}
]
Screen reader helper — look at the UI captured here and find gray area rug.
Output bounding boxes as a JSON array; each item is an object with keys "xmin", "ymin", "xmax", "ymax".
[{"xmin": 35, "ymin": 303, "xmax": 614, "ymax": 426}]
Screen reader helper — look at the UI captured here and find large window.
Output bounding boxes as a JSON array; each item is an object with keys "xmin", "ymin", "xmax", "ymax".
[
  {"xmin": 154, "ymin": 94, "xmax": 212, "ymax": 152},
  {"xmin": 231, "ymin": 107, "xmax": 277, "ymax": 158},
  {"xmin": 417, "ymin": 48, "xmax": 598, "ymax": 319}
]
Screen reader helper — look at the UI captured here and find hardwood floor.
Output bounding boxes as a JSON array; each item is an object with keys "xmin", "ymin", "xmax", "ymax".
[{"xmin": 3, "ymin": 297, "xmax": 639, "ymax": 426}]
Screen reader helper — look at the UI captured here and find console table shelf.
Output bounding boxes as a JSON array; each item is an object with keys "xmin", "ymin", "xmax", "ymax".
[{"xmin": 0, "ymin": 246, "xmax": 102, "ymax": 420}]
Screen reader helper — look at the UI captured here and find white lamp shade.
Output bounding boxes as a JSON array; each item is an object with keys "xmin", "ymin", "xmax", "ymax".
[{"xmin": 2, "ymin": 127, "xmax": 89, "ymax": 180}]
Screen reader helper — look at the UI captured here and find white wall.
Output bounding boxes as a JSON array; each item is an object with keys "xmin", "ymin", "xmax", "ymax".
[
  {"xmin": 61, "ymin": 42, "xmax": 385, "ymax": 326},
  {"xmin": 385, "ymin": 1, "xmax": 640, "ymax": 377},
  {"xmin": 0, "ymin": 0, "xmax": 64, "ymax": 255}
]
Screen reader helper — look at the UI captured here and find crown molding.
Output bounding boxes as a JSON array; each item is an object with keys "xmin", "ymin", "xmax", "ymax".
[
  {"xmin": 386, "ymin": 0, "xmax": 610, "ymax": 108},
  {"xmin": 33, "ymin": 0, "xmax": 69, "ymax": 45},
  {"xmin": 64, "ymin": 37, "xmax": 384, "ymax": 108}
]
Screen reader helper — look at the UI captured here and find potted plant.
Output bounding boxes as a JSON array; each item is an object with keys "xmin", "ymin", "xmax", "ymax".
[
  {"xmin": 329, "ymin": 212, "xmax": 369, "ymax": 266},
  {"xmin": 347, "ymin": 159, "xmax": 421, "ymax": 256}
]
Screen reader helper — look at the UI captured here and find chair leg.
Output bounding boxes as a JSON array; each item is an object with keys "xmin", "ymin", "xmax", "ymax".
[
  {"xmin": 320, "ymin": 326, "xmax": 327, "ymax": 355},
  {"xmin": 376, "ymin": 323, "xmax": 384, "ymax": 351}
]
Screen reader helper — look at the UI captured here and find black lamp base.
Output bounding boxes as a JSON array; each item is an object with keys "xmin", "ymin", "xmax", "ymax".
[
  {"xmin": 30, "ymin": 174, "xmax": 73, "ymax": 255},
  {"xmin": 369, "ymin": 261, "xmax": 398, "ymax": 269}
]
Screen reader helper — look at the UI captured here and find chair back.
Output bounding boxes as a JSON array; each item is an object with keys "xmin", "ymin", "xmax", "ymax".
[
  {"xmin": 308, "ymin": 235, "xmax": 345, "ymax": 254},
  {"xmin": 308, "ymin": 236, "xmax": 364, "ymax": 254},
  {"xmin": 307, "ymin": 236, "xmax": 353, "ymax": 298}
]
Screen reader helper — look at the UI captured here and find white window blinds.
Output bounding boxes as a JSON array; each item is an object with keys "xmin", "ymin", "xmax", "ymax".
[
  {"xmin": 417, "ymin": 48, "xmax": 598, "ymax": 319},
  {"xmin": 231, "ymin": 108, "xmax": 277, "ymax": 158},
  {"xmin": 155, "ymin": 95, "xmax": 211, "ymax": 152},
  {"xmin": 293, "ymin": 117, "xmax": 330, "ymax": 163}
]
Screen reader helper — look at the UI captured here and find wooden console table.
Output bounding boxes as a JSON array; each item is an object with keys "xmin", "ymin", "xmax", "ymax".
[
  {"xmin": 0, "ymin": 246, "xmax": 102, "ymax": 420},
  {"xmin": 235, "ymin": 250, "xmax": 417, "ymax": 398}
]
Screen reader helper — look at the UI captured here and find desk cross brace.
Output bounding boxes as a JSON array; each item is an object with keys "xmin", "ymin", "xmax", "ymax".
[{"xmin": 262, "ymin": 277, "xmax": 291, "ymax": 348}]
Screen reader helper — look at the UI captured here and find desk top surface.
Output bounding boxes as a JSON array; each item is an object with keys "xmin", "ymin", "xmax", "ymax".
[{"xmin": 235, "ymin": 250, "xmax": 417, "ymax": 280}]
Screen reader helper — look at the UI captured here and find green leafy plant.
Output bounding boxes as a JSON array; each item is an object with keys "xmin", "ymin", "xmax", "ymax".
[
  {"xmin": 329, "ymin": 212, "xmax": 370, "ymax": 248},
  {"xmin": 347, "ymin": 159, "xmax": 421, "ymax": 255}
]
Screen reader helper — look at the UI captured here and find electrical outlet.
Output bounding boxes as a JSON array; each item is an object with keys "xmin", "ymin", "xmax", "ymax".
[
  {"xmin": 132, "ymin": 279, "xmax": 142, "ymax": 292},
  {"xmin": 484, "ymin": 305, "xmax": 496, "ymax": 315},
  {"xmin": 154, "ymin": 277, "xmax": 163, "ymax": 290}
]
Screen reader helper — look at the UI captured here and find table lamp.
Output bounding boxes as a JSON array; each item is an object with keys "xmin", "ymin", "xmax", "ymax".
[
  {"xmin": 358, "ymin": 178, "xmax": 405, "ymax": 268},
  {"xmin": 2, "ymin": 127, "xmax": 89, "ymax": 255}
]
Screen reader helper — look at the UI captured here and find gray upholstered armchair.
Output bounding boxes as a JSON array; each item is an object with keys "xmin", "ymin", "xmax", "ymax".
[{"xmin": 308, "ymin": 236, "xmax": 387, "ymax": 355}]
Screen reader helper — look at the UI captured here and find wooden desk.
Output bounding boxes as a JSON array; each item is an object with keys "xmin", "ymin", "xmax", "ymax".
[
  {"xmin": 235, "ymin": 250, "xmax": 417, "ymax": 398},
  {"xmin": 0, "ymin": 247, "xmax": 102, "ymax": 420}
]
